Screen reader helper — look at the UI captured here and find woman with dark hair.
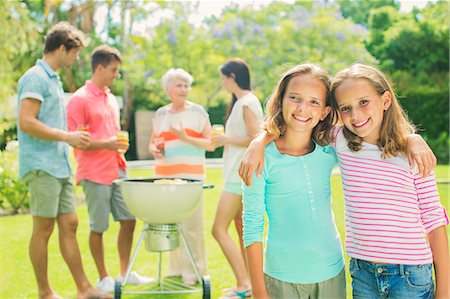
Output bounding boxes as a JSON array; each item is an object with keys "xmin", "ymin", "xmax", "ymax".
[{"xmin": 211, "ymin": 58, "xmax": 264, "ymax": 298}]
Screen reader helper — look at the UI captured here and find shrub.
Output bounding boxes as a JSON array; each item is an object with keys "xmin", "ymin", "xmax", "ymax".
[
  {"xmin": 425, "ymin": 132, "xmax": 450, "ymax": 165},
  {"xmin": 0, "ymin": 141, "xmax": 30, "ymax": 214}
]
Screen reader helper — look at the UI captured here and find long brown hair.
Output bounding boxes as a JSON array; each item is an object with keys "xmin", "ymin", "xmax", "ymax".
[
  {"xmin": 265, "ymin": 63, "xmax": 337, "ymax": 146},
  {"xmin": 331, "ymin": 64, "xmax": 416, "ymax": 158},
  {"xmin": 220, "ymin": 58, "xmax": 251, "ymax": 121}
]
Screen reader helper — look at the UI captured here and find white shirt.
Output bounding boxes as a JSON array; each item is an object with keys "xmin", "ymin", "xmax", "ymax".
[{"xmin": 222, "ymin": 92, "xmax": 264, "ymax": 184}]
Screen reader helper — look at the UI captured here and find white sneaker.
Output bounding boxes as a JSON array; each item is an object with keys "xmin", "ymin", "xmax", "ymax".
[
  {"xmin": 97, "ymin": 276, "xmax": 115, "ymax": 293},
  {"xmin": 120, "ymin": 271, "xmax": 154, "ymax": 285}
]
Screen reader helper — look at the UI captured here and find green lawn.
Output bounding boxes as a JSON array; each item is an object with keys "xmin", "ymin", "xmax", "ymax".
[{"xmin": 0, "ymin": 166, "xmax": 448, "ymax": 299}]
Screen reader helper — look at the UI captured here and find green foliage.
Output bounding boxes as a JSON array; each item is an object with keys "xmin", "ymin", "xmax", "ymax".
[
  {"xmin": 0, "ymin": 1, "xmax": 39, "ymax": 118},
  {"xmin": 206, "ymin": 100, "xmax": 228, "ymax": 158},
  {"xmin": 363, "ymin": 1, "xmax": 449, "ymax": 164},
  {"xmin": 337, "ymin": 0, "xmax": 399, "ymax": 26},
  {"xmin": 366, "ymin": 1, "xmax": 449, "ymax": 74},
  {"xmin": 425, "ymin": 133, "xmax": 450, "ymax": 165},
  {"xmin": 0, "ymin": 119, "xmax": 17, "ymax": 150},
  {"xmin": 0, "ymin": 144, "xmax": 30, "ymax": 213},
  {"xmin": 396, "ymin": 76, "xmax": 449, "ymax": 164}
]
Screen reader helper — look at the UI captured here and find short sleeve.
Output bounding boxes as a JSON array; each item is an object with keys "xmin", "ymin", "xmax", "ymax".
[
  {"xmin": 18, "ymin": 73, "xmax": 47, "ymax": 102},
  {"xmin": 241, "ymin": 96, "xmax": 262, "ymax": 121}
]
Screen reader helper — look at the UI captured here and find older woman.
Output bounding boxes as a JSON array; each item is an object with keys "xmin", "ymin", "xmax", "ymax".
[{"xmin": 149, "ymin": 68, "xmax": 214, "ymax": 285}]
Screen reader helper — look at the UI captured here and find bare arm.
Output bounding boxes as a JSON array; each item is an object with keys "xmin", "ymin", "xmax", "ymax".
[
  {"xmin": 170, "ymin": 122, "xmax": 216, "ymax": 152},
  {"xmin": 238, "ymin": 131, "xmax": 276, "ymax": 187},
  {"xmin": 406, "ymin": 134, "xmax": 437, "ymax": 177},
  {"xmin": 19, "ymin": 98, "xmax": 90, "ymax": 148},
  {"xmin": 246, "ymin": 243, "xmax": 270, "ymax": 299},
  {"xmin": 428, "ymin": 226, "xmax": 449, "ymax": 299}
]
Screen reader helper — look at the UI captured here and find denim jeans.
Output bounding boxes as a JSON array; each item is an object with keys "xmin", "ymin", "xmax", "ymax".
[{"xmin": 349, "ymin": 258, "xmax": 434, "ymax": 299}]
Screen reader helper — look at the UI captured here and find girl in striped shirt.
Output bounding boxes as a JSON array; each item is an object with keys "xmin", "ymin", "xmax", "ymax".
[
  {"xmin": 238, "ymin": 64, "xmax": 448, "ymax": 298},
  {"xmin": 331, "ymin": 64, "xmax": 448, "ymax": 299}
]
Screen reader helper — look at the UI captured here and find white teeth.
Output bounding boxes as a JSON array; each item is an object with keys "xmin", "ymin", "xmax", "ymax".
[
  {"xmin": 293, "ymin": 115, "xmax": 310, "ymax": 122},
  {"xmin": 353, "ymin": 119, "xmax": 369, "ymax": 127}
]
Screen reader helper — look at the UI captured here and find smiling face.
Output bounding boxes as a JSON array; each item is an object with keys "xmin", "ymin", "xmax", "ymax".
[
  {"xmin": 282, "ymin": 74, "xmax": 331, "ymax": 135},
  {"xmin": 334, "ymin": 78, "xmax": 392, "ymax": 144},
  {"xmin": 167, "ymin": 77, "xmax": 190, "ymax": 103}
]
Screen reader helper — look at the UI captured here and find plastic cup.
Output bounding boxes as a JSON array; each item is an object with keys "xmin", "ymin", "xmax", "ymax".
[
  {"xmin": 77, "ymin": 124, "xmax": 89, "ymax": 132},
  {"xmin": 117, "ymin": 131, "xmax": 129, "ymax": 153},
  {"xmin": 212, "ymin": 124, "xmax": 224, "ymax": 134},
  {"xmin": 154, "ymin": 137, "xmax": 165, "ymax": 157}
]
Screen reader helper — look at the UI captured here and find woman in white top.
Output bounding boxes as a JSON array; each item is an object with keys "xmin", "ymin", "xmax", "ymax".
[{"xmin": 212, "ymin": 58, "xmax": 264, "ymax": 299}]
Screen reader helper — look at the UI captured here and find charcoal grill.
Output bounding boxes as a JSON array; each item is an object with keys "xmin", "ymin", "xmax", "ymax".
[{"xmin": 113, "ymin": 178, "xmax": 212, "ymax": 299}]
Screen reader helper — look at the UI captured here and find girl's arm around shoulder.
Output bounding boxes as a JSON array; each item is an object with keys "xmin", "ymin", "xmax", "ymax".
[
  {"xmin": 246, "ymin": 242, "xmax": 271, "ymax": 299},
  {"xmin": 239, "ymin": 131, "xmax": 277, "ymax": 187},
  {"xmin": 406, "ymin": 134, "xmax": 437, "ymax": 178}
]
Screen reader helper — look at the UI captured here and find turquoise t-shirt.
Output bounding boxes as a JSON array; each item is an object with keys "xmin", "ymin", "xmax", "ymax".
[
  {"xmin": 17, "ymin": 59, "xmax": 71, "ymax": 179},
  {"xmin": 243, "ymin": 141, "xmax": 344, "ymax": 284}
]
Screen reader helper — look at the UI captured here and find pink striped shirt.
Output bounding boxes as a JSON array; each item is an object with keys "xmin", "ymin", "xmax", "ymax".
[{"xmin": 333, "ymin": 127, "xmax": 448, "ymax": 265}]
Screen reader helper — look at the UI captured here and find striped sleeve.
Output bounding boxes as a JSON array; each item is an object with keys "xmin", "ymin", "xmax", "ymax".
[{"xmin": 415, "ymin": 171, "xmax": 449, "ymax": 234}]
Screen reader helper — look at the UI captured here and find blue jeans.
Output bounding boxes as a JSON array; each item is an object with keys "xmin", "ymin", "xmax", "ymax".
[{"xmin": 349, "ymin": 258, "xmax": 434, "ymax": 299}]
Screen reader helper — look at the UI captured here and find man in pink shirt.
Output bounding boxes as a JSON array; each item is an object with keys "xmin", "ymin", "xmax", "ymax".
[{"xmin": 67, "ymin": 45, "xmax": 152, "ymax": 292}]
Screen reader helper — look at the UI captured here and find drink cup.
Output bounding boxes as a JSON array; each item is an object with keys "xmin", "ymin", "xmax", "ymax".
[
  {"xmin": 212, "ymin": 124, "xmax": 225, "ymax": 134},
  {"xmin": 117, "ymin": 130, "xmax": 129, "ymax": 153},
  {"xmin": 154, "ymin": 137, "xmax": 165, "ymax": 157},
  {"xmin": 77, "ymin": 124, "xmax": 89, "ymax": 132}
]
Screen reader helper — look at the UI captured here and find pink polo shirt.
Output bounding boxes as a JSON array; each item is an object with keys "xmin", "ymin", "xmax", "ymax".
[{"xmin": 67, "ymin": 80, "xmax": 126, "ymax": 185}]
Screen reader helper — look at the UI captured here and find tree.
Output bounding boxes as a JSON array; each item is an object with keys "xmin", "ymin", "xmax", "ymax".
[
  {"xmin": 337, "ymin": 0, "xmax": 399, "ymax": 26},
  {"xmin": 364, "ymin": 1, "xmax": 449, "ymax": 163}
]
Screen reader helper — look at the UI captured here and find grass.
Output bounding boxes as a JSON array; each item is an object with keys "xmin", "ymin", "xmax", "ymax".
[{"xmin": 0, "ymin": 166, "xmax": 448, "ymax": 299}]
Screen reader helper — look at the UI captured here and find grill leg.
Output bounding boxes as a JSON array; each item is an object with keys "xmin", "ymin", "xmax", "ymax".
[
  {"xmin": 179, "ymin": 226, "xmax": 202, "ymax": 282},
  {"xmin": 121, "ymin": 224, "xmax": 148, "ymax": 287},
  {"xmin": 158, "ymin": 251, "xmax": 163, "ymax": 288}
]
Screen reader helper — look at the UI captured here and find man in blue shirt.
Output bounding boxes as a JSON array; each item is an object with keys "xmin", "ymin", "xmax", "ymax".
[{"xmin": 18, "ymin": 22, "xmax": 111, "ymax": 299}]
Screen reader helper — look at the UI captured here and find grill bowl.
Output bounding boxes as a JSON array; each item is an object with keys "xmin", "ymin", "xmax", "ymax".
[{"xmin": 118, "ymin": 178, "xmax": 203, "ymax": 224}]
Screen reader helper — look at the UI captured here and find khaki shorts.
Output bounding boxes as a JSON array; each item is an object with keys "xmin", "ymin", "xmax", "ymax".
[
  {"xmin": 265, "ymin": 268, "xmax": 346, "ymax": 299},
  {"xmin": 23, "ymin": 170, "xmax": 76, "ymax": 218},
  {"xmin": 81, "ymin": 169, "xmax": 134, "ymax": 233}
]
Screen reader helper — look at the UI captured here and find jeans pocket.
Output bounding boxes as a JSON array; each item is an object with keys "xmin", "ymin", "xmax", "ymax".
[
  {"xmin": 405, "ymin": 265, "xmax": 433, "ymax": 289},
  {"xmin": 349, "ymin": 258, "xmax": 358, "ymax": 276}
]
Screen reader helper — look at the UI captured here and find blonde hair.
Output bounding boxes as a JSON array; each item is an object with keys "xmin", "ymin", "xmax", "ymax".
[
  {"xmin": 331, "ymin": 63, "xmax": 416, "ymax": 158},
  {"xmin": 265, "ymin": 63, "xmax": 337, "ymax": 146}
]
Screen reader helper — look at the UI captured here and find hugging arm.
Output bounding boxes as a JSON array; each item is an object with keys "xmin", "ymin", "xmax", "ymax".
[
  {"xmin": 238, "ymin": 131, "xmax": 276, "ymax": 187},
  {"xmin": 406, "ymin": 134, "xmax": 437, "ymax": 177}
]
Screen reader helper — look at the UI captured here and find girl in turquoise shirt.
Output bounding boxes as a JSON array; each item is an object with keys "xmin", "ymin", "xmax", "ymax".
[{"xmin": 243, "ymin": 63, "xmax": 345, "ymax": 299}]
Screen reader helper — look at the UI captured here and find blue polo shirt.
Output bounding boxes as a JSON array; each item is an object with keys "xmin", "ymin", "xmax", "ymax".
[
  {"xmin": 17, "ymin": 59, "xmax": 71, "ymax": 179},
  {"xmin": 243, "ymin": 141, "xmax": 344, "ymax": 284}
]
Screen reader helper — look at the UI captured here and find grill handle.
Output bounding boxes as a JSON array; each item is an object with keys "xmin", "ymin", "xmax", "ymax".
[{"xmin": 202, "ymin": 184, "xmax": 214, "ymax": 189}]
